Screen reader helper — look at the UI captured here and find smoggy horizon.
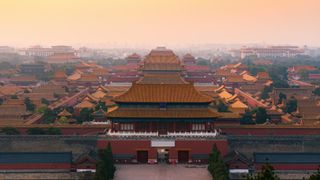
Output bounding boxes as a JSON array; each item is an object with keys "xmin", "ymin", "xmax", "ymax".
[{"xmin": 1, "ymin": 0, "xmax": 320, "ymax": 48}]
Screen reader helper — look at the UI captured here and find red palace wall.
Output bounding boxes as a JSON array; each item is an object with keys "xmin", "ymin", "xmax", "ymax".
[
  {"xmin": 1, "ymin": 125, "xmax": 108, "ymax": 135},
  {"xmin": 219, "ymin": 126, "xmax": 320, "ymax": 136},
  {"xmin": 97, "ymin": 139, "xmax": 228, "ymax": 164}
]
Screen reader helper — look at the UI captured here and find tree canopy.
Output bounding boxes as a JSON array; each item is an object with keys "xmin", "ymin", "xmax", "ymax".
[
  {"xmin": 27, "ymin": 127, "xmax": 46, "ymax": 135},
  {"xmin": 260, "ymin": 86, "xmax": 272, "ymax": 100},
  {"xmin": 309, "ymin": 169, "xmax": 320, "ymax": 180},
  {"xmin": 42, "ymin": 108, "xmax": 57, "ymax": 124},
  {"xmin": 27, "ymin": 127, "xmax": 61, "ymax": 135},
  {"xmin": 285, "ymin": 96, "xmax": 297, "ymax": 114},
  {"xmin": 247, "ymin": 164, "xmax": 280, "ymax": 180},
  {"xmin": 1, "ymin": 127, "xmax": 20, "ymax": 135},
  {"xmin": 217, "ymin": 100, "xmax": 229, "ymax": 112},
  {"xmin": 95, "ymin": 101, "xmax": 107, "ymax": 111},
  {"xmin": 77, "ymin": 108, "xmax": 94, "ymax": 124},
  {"xmin": 95, "ymin": 143, "xmax": 116, "ymax": 180},
  {"xmin": 313, "ymin": 88, "xmax": 320, "ymax": 96},
  {"xmin": 208, "ymin": 144, "xmax": 229, "ymax": 180},
  {"xmin": 255, "ymin": 107, "xmax": 269, "ymax": 124},
  {"xmin": 240, "ymin": 110, "xmax": 255, "ymax": 125},
  {"xmin": 24, "ymin": 97, "xmax": 36, "ymax": 112},
  {"xmin": 277, "ymin": 92, "xmax": 287, "ymax": 105},
  {"xmin": 41, "ymin": 98, "xmax": 50, "ymax": 106}
]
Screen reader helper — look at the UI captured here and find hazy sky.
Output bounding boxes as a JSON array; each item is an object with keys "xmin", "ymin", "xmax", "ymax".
[{"xmin": 0, "ymin": 0, "xmax": 319, "ymax": 48}]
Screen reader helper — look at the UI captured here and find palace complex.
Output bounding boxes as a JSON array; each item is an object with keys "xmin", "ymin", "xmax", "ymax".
[{"xmin": 1, "ymin": 47, "xmax": 320, "ymax": 179}]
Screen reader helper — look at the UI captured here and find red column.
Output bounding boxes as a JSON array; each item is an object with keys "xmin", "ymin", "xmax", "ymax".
[{"xmin": 148, "ymin": 148, "xmax": 157, "ymax": 164}]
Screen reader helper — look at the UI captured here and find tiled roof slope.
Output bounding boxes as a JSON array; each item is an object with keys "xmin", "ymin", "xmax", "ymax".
[{"xmin": 113, "ymin": 83, "xmax": 212, "ymax": 103}]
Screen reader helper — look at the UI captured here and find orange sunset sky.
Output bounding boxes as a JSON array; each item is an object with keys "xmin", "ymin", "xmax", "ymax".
[{"xmin": 0, "ymin": 0, "xmax": 319, "ymax": 47}]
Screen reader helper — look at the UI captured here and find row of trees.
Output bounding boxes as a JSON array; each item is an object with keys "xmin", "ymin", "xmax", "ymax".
[
  {"xmin": 40, "ymin": 100, "xmax": 107, "ymax": 124},
  {"xmin": 240, "ymin": 107, "xmax": 269, "ymax": 125},
  {"xmin": 0, "ymin": 127, "xmax": 61, "ymax": 135},
  {"xmin": 95, "ymin": 143, "xmax": 116, "ymax": 180},
  {"xmin": 277, "ymin": 93, "xmax": 298, "ymax": 113},
  {"xmin": 208, "ymin": 145, "xmax": 229, "ymax": 180},
  {"xmin": 208, "ymin": 144, "xmax": 320, "ymax": 180}
]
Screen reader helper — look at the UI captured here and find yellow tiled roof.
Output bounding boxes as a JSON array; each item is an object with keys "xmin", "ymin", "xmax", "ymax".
[
  {"xmin": 113, "ymin": 83, "xmax": 212, "ymax": 103},
  {"xmin": 242, "ymin": 74, "xmax": 257, "ymax": 82},
  {"xmin": 91, "ymin": 90, "xmax": 106, "ymax": 99},
  {"xmin": 75, "ymin": 100, "xmax": 95, "ymax": 109},
  {"xmin": 218, "ymin": 90, "xmax": 233, "ymax": 99},
  {"xmin": 230, "ymin": 100, "xmax": 248, "ymax": 109},
  {"xmin": 58, "ymin": 109, "xmax": 72, "ymax": 117}
]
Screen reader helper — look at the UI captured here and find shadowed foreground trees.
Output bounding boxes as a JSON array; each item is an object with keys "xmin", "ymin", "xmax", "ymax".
[
  {"xmin": 247, "ymin": 164, "xmax": 279, "ymax": 180},
  {"xmin": 27, "ymin": 127, "xmax": 61, "ymax": 135},
  {"xmin": 208, "ymin": 144, "xmax": 229, "ymax": 180},
  {"xmin": 0, "ymin": 127, "xmax": 20, "ymax": 135},
  {"xmin": 308, "ymin": 169, "xmax": 320, "ymax": 180},
  {"xmin": 95, "ymin": 143, "xmax": 116, "ymax": 180}
]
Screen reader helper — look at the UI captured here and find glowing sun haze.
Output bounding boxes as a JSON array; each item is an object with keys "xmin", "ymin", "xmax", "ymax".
[{"xmin": 0, "ymin": 0, "xmax": 319, "ymax": 47}]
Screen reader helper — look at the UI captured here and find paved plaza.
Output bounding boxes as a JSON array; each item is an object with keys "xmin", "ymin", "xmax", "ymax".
[{"xmin": 115, "ymin": 164, "xmax": 211, "ymax": 180}]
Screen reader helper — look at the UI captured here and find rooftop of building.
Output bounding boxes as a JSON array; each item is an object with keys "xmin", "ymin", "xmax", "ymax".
[
  {"xmin": 112, "ymin": 83, "xmax": 212, "ymax": 103},
  {"xmin": 136, "ymin": 73, "xmax": 188, "ymax": 84}
]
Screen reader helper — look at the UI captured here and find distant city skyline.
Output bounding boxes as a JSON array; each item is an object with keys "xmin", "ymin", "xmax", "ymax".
[{"xmin": 0, "ymin": 0, "xmax": 320, "ymax": 48}]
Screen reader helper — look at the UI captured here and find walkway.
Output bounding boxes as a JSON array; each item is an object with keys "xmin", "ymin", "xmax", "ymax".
[{"xmin": 115, "ymin": 164, "xmax": 211, "ymax": 180}]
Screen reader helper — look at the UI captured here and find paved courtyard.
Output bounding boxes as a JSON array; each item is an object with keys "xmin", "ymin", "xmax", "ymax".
[{"xmin": 115, "ymin": 164, "xmax": 211, "ymax": 180}]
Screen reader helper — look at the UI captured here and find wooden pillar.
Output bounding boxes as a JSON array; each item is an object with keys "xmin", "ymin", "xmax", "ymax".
[{"xmin": 173, "ymin": 122, "xmax": 176, "ymax": 132}]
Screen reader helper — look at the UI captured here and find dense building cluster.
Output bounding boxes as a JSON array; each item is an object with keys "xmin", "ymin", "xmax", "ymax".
[{"xmin": 0, "ymin": 46, "xmax": 320, "ymax": 179}]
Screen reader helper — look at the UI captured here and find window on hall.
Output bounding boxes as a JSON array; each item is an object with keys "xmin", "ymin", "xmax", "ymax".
[
  {"xmin": 120, "ymin": 123, "xmax": 134, "ymax": 131},
  {"xmin": 192, "ymin": 123, "xmax": 205, "ymax": 131}
]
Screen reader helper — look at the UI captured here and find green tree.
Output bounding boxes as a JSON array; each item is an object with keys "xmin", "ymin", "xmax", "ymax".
[
  {"xmin": 11, "ymin": 95, "xmax": 18, "ymax": 99},
  {"xmin": 309, "ymin": 169, "xmax": 320, "ymax": 180},
  {"xmin": 1, "ymin": 127, "xmax": 20, "ymax": 135},
  {"xmin": 285, "ymin": 96, "xmax": 297, "ymax": 114},
  {"xmin": 24, "ymin": 97, "xmax": 35, "ymax": 112},
  {"xmin": 0, "ymin": 98, "xmax": 3, "ymax": 105},
  {"xmin": 77, "ymin": 108, "xmax": 94, "ymax": 124},
  {"xmin": 217, "ymin": 100, "xmax": 229, "ymax": 112},
  {"xmin": 27, "ymin": 127, "xmax": 46, "ymax": 135},
  {"xmin": 255, "ymin": 107, "xmax": 269, "ymax": 124},
  {"xmin": 95, "ymin": 101, "xmax": 107, "ymax": 111},
  {"xmin": 46, "ymin": 127, "xmax": 61, "ymax": 135},
  {"xmin": 65, "ymin": 106, "xmax": 74, "ymax": 114},
  {"xmin": 240, "ymin": 110, "xmax": 255, "ymax": 125},
  {"xmin": 313, "ymin": 88, "xmax": 320, "ymax": 96},
  {"xmin": 268, "ymin": 65, "xmax": 289, "ymax": 88},
  {"xmin": 260, "ymin": 86, "xmax": 272, "ymax": 100},
  {"xmin": 208, "ymin": 144, "xmax": 229, "ymax": 180},
  {"xmin": 247, "ymin": 164, "xmax": 280, "ymax": 180},
  {"xmin": 197, "ymin": 59, "xmax": 210, "ymax": 66},
  {"xmin": 95, "ymin": 143, "xmax": 116, "ymax": 180},
  {"xmin": 277, "ymin": 92, "xmax": 287, "ymax": 105},
  {"xmin": 42, "ymin": 108, "xmax": 57, "ymax": 124},
  {"xmin": 41, "ymin": 98, "xmax": 50, "ymax": 106}
]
